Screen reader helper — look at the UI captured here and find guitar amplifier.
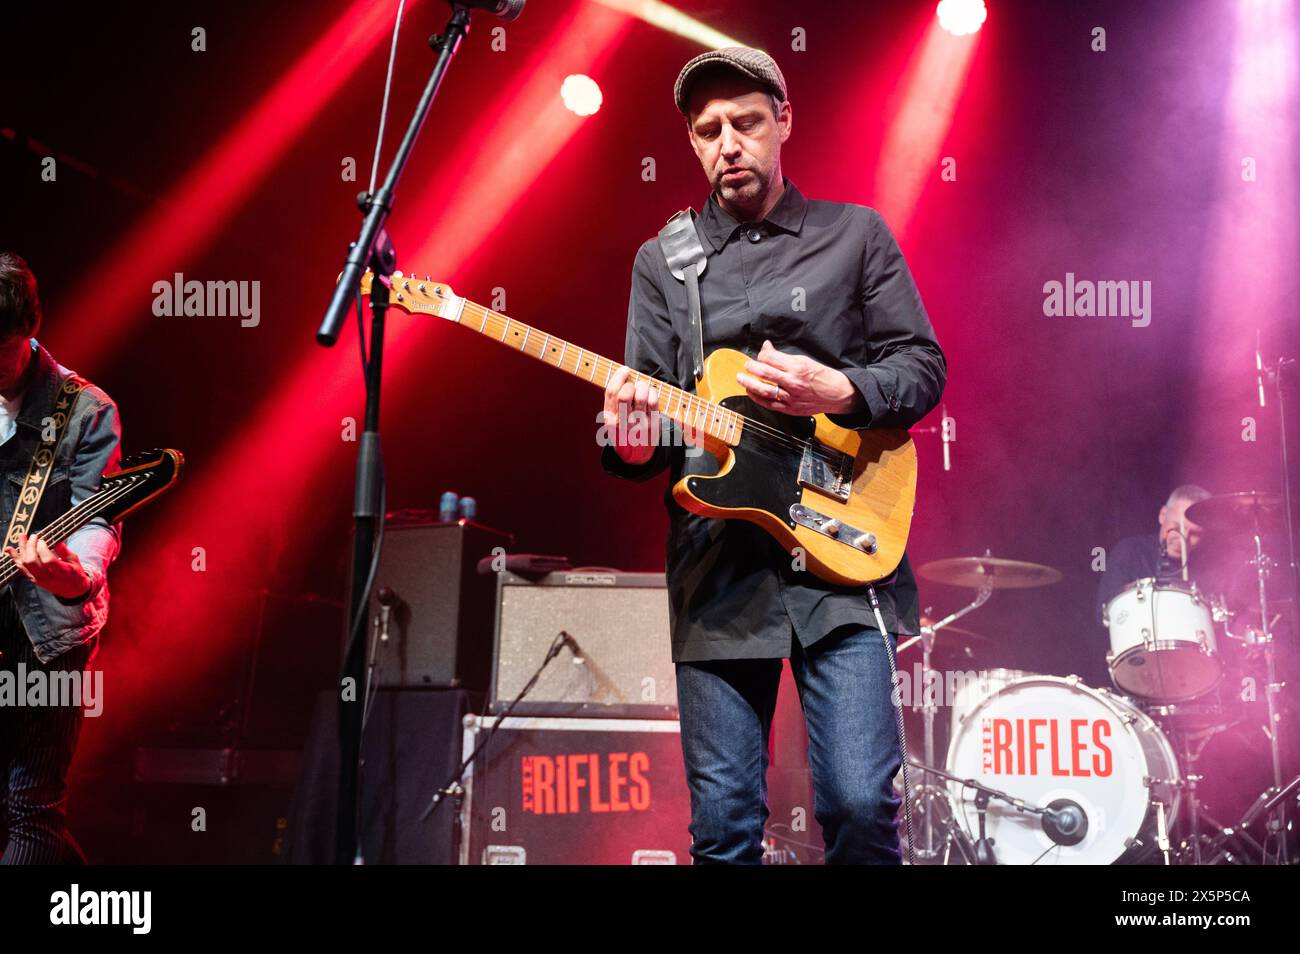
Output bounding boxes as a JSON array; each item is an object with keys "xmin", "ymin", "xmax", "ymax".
[
  {"xmin": 490, "ymin": 570, "xmax": 676, "ymax": 718},
  {"xmin": 458, "ymin": 715, "xmax": 691, "ymax": 864},
  {"xmin": 365, "ymin": 520, "xmax": 512, "ymax": 689}
]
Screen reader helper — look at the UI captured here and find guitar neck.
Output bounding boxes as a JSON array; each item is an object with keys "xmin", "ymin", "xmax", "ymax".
[
  {"xmin": 449, "ymin": 295, "xmax": 744, "ymax": 446},
  {"xmin": 0, "ymin": 484, "xmax": 116, "ymax": 590}
]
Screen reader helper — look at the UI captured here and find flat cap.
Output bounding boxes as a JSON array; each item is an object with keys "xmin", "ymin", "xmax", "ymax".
[{"xmin": 674, "ymin": 46, "xmax": 787, "ymax": 115}]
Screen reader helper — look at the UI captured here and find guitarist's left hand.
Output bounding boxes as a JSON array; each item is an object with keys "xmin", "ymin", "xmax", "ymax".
[
  {"xmin": 5, "ymin": 531, "xmax": 92, "ymax": 600},
  {"xmin": 737, "ymin": 339, "xmax": 864, "ymax": 416}
]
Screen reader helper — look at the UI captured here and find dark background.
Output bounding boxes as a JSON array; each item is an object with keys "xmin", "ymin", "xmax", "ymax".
[{"xmin": 2, "ymin": 0, "xmax": 1296, "ymax": 861}]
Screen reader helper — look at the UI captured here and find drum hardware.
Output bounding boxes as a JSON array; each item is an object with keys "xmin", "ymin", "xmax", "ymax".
[
  {"xmin": 1155, "ymin": 800, "xmax": 1172, "ymax": 865},
  {"xmin": 1184, "ymin": 488, "xmax": 1293, "ymax": 864},
  {"xmin": 899, "ymin": 553, "xmax": 1065, "ymax": 863},
  {"xmin": 898, "ymin": 756, "xmax": 1100, "ymax": 865},
  {"xmin": 1203, "ymin": 772, "xmax": 1300, "ymax": 865},
  {"xmin": 895, "ymin": 583, "xmax": 991, "ymax": 861}
]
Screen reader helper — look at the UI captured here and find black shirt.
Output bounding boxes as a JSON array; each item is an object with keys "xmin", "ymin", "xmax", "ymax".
[
  {"xmin": 602, "ymin": 179, "xmax": 946, "ymax": 663},
  {"xmin": 1096, "ymin": 533, "xmax": 1195, "ymax": 626}
]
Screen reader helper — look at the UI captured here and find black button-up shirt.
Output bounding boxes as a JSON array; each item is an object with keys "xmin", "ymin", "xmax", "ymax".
[{"xmin": 602, "ymin": 178, "xmax": 946, "ymax": 663}]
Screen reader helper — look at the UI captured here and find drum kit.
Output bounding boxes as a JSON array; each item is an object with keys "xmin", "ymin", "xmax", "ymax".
[{"xmin": 895, "ymin": 492, "xmax": 1298, "ymax": 865}]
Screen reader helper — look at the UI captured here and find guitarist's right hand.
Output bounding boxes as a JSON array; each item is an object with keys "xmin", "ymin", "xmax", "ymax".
[{"xmin": 604, "ymin": 365, "xmax": 660, "ymax": 466}]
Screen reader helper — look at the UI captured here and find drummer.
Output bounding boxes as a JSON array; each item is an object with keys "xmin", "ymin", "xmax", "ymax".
[{"xmin": 1096, "ymin": 484, "xmax": 1211, "ymax": 625}]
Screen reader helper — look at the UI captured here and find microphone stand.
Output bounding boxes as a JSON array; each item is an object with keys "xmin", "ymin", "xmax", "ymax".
[{"xmin": 316, "ymin": 4, "xmax": 475, "ymax": 866}]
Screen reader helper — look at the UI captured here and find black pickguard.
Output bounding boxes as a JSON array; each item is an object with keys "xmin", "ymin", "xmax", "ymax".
[{"xmin": 682, "ymin": 395, "xmax": 812, "ymax": 525}]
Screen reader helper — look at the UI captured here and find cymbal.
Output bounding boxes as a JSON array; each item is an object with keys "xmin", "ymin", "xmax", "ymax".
[
  {"xmin": 918, "ymin": 556, "xmax": 1063, "ymax": 589},
  {"xmin": 1185, "ymin": 491, "xmax": 1282, "ymax": 531}
]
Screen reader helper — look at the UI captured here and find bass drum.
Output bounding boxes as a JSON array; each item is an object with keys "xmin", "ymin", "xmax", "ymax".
[{"xmin": 945, "ymin": 675, "xmax": 1180, "ymax": 864}]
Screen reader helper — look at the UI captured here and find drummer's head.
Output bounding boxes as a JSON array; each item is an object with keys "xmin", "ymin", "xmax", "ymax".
[{"xmin": 1158, "ymin": 484, "xmax": 1210, "ymax": 559}]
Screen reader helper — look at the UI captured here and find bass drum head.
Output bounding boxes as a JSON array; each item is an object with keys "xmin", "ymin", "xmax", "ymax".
[{"xmin": 945, "ymin": 676, "xmax": 1180, "ymax": 864}]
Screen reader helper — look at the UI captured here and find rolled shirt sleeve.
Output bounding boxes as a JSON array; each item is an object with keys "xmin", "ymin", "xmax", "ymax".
[{"xmin": 828, "ymin": 210, "xmax": 947, "ymax": 431}]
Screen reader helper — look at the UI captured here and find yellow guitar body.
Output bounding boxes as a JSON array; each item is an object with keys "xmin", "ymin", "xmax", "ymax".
[{"xmin": 670, "ymin": 348, "xmax": 917, "ymax": 587}]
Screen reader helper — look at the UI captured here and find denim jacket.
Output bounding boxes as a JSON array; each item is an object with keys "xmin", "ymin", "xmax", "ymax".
[{"xmin": 0, "ymin": 340, "xmax": 121, "ymax": 663}]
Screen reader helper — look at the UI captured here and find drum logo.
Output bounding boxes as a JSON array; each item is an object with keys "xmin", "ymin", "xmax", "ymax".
[
  {"xmin": 521, "ymin": 752, "xmax": 652, "ymax": 814},
  {"xmin": 980, "ymin": 717, "xmax": 1114, "ymax": 777}
]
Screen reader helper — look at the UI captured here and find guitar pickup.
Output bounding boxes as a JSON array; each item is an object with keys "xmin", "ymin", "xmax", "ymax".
[
  {"xmin": 797, "ymin": 443, "xmax": 852, "ymax": 503},
  {"xmin": 790, "ymin": 504, "xmax": 877, "ymax": 554}
]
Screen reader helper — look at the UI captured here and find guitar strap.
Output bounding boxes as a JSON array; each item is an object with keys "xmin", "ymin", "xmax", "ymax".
[
  {"xmin": 3, "ymin": 372, "xmax": 89, "ymax": 551},
  {"xmin": 656, "ymin": 208, "xmax": 709, "ymax": 384}
]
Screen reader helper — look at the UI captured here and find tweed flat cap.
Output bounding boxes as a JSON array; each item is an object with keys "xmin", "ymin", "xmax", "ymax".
[{"xmin": 674, "ymin": 46, "xmax": 787, "ymax": 114}]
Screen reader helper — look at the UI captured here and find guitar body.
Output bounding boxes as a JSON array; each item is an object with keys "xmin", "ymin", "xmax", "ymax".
[{"xmin": 671, "ymin": 348, "xmax": 916, "ymax": 586}]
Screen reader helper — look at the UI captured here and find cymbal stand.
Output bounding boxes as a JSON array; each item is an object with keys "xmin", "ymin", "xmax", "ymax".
[{"xmin": 896, "ymin": 584, "xmax": 992, "ymax": 861}]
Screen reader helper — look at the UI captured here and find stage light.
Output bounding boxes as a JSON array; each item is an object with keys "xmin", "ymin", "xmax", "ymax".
[
  {"xmin": 936, "ymin": 0, "xmax": 987, "ymax": 37},
  {"xmin": 873, "ymin": 9, "xmax": 982, "ymax": 237},
  {"xmin": 589, "ymin": 0, "xmax": 742, "ymax": 49},
  {"xmin": 561, "ymin": 74, "xmax": 604, "ymax": 116}
]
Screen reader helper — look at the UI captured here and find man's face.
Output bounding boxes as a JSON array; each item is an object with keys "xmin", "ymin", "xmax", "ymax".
[
  {"xmin": 686, "ymin": 75, "xmax": 791, "ymax": 212},
  {"xmin": 1159, "ymin": 498, "xmax": 1204, "ymax": 561},
  {"xmin": 0, "ymin": 332, "xmax": 31, "ymax": 393}
]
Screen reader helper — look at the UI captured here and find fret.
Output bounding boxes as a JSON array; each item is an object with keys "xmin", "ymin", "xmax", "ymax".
[{"xmin": 449, "ymin": 295, "xmax": 742, "ymax": 449}]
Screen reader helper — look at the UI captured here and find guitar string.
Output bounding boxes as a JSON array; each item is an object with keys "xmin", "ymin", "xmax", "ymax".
[
  {"xmin": 453, "ymin": 299, "xmax": 841, "ymax": 460},
  {"xmin": 458, "ymin": 300, "xmax": 814, "ymax": 454},
  {"xmin": 0, "ymin": 477, "xmax": 142, "ymax": 584},
  {"xmin": 370, "ymin": 285, "xmax": 853, "ymax": 465},
  {"xmin": 0, "ymin": 479, "xmax": 140, "ymax": 586},
  {"xmin": 0, "ymin": 476, "xmax": 145, "ymax": 587}
]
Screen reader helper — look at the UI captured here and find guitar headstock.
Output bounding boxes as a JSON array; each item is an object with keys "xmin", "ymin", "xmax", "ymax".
[
  {"xmin": 98, "ymin": 448, "xmax": 185, "ymax": 525},
  {"xmin": 352, "ymin": 271, "xmax": 460, "ymax": 319}
]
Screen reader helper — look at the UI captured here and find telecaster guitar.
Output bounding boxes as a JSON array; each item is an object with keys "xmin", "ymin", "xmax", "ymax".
[
  {"xmin": 354, "ymin": 271, "xmax": 916, "ymax": 586},
  {"xmin": 0, "ymin": 449, "xmax": 184, "ymax": 592}
]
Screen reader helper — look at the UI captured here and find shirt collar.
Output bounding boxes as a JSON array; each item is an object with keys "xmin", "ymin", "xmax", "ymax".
[
  {"xmin": 698, "ymin": 176, "xmax": 809, "ymax": 252},
  {"xmin": 15, "ymin": 339, "xmax": 62, "ymax": 431}
]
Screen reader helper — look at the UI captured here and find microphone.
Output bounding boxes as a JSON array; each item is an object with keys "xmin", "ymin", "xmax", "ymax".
[
  {"xmin": 1041, "ymin": 798, "xmax": 1088, "ymax": 846},
  {"xmin": 376, "ymin": 585, "xmax": 398, "ymax": 643},
  {"xmin": 559, "ymin": 630, "xmax": 586, "ymax": 664},
  {"xmin": 446, "ymin": 0, "xmax": 525, "ymax": 20},
  {"xmin": 940, "ymin": 404, "xmax": 955, "ymax": 472},
  {"xmin": 1257, "ymin": 330, "xmax": 1267, "ymax": 409}
]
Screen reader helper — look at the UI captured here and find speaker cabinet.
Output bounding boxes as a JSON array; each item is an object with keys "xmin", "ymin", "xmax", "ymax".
[
  {"xmin": 366, "ymin": 521, "xmax": 511, "ymax": 690},
  {"xmin": 491, "ymin": 571, "xmax": 676, "ymax": 718}
]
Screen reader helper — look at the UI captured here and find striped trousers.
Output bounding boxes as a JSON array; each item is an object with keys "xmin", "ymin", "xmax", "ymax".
[{"xmin": 0, "ymin": 592, "xmax": 93, "ymax": 865}]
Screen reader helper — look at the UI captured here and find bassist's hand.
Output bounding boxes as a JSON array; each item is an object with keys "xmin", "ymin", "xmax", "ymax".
[
  {"xmin": 603, "ymin": 365, "xmax": 661, "ymax": 466},
  {"xmin": 5, "ymin": 531, "xmax": 92, "ymax": 601}
]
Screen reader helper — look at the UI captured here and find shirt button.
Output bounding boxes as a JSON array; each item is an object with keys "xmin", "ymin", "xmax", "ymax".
[{"xmin": 746, "ymin": 228, "xmax": 762, "ymax": 243}]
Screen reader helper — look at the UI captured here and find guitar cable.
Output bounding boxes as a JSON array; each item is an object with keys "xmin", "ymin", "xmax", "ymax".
[{"xmin": 868, "ymin": 583, "xmax": 915, "ymax": 867}]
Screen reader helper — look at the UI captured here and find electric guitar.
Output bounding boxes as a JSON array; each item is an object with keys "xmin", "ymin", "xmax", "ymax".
[
  {"xmin": 0, "ymin": 449, "xmax": 184, "ymax": 591},
  {"xmin": 357, "ymin": 272, "xmax": 916, "ymax": 586}
]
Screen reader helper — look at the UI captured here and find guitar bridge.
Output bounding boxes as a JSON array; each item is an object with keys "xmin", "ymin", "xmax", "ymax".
[
  {"xmin": 790, "ymin": 504, "xmax": 877, "ymax": 554},
  {"xmin": 797, "ymin": 443, "xmax": 853, "ymax": 503}
]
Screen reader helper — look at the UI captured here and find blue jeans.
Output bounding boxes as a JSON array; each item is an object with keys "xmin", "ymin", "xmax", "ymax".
[{"xmin": 675, "ymin": 624, "xmax": 903, "ymax": 864}]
